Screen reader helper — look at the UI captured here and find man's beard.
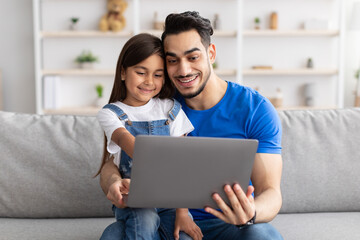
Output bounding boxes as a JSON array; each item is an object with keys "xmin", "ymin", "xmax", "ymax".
[{"xmin": 180, "ymin": 61, "xmax": 211, "ymax": 99}]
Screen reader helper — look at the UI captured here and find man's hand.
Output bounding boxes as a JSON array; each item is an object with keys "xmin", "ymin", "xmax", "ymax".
[
  {"xmin": 106, "ymin": 178, "xmax": 130, "ymax": 208},
  {"xmin": 204, "ymin": 184, "xmax": 256, "ymax": 226},
  {"xmin": 174, "ymin": 209, "xmax": 203, "ymax": 240}
]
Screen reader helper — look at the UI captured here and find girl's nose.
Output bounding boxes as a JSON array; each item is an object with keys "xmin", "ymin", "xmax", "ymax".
[{"xmin": 143, "ymin": 75, "xmax": 153, "ymax": 85}]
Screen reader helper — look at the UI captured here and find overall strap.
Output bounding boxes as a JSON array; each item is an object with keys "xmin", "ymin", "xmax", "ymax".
[
  {"xmin": 103, "ymin": 104, "xmax": 129, "ymax": 121},
  {"xmin": 168, "ymin": 98, "xmax": 181, "ymax": 121}
]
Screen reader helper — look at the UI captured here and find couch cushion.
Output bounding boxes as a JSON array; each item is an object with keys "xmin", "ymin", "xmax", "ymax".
[
  {"xmin": 0, "ymin": 217, "xmax": 114, "ymax": 240},
  {"xmin": 278, "ymin": 108, "xmax": 360, "ymax": 213},
  {"xmin": 271, "ymin": 212, "xmax": 360, "ymax": 240},
  {"xmin": 0, "ymin": 111, "xmax": 112, "ymax": 218}
]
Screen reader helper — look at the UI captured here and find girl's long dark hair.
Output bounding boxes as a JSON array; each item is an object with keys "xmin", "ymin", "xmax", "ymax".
[{"xmin": 95, "ymin": 33, "xmax": 174, "ymax": 177}]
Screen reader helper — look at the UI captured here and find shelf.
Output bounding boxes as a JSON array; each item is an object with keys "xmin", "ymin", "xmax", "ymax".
[
  {"xmin": 42, "ymin": 68, "xmax": 236, "ymax": 77},
  {"xmin": 276, "ymin": 105, "xmax": 338, "ymax": 111},
  {"xmin": 42, "ymin": 69, "xmax": 115, "ymax": 76},
  {"xmin": 43, "ymin": 106, "xmax": 100, "ymax": 116},
  {"xmin": 243, "ymin": 69, "xmax": 338, "ymax": 76},
  {"xmin": 41, "ymin": 30, "xmax": 133, "ymax": 38},
  {"xmin": 142, "ymin": 29, "xmax": 237, "ymax": 38},
  {"xmin": 243, "ymin": 30, "xmax": 339, "ymax": 37}
]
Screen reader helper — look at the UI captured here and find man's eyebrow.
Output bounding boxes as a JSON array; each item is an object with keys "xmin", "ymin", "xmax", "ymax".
[
  {"xmin": 184, "ymin": 48, "xmax": 201, "ymax": 55},
  {"xmin": 165, "ymin": 48, "xmax": 201, "ymax": 57}
]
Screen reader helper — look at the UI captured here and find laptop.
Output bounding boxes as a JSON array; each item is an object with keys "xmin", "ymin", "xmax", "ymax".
[{"xmin": 126, "ymin": 135, "xmax": 258, "ymax": 209}]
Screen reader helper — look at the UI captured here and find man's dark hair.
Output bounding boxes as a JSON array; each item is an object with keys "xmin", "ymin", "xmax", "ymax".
[{"xmin": 161, "ymin": 11, "xmax": 214, "ymax": 48}]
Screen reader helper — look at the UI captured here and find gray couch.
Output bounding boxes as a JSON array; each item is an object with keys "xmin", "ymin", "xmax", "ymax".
[{"xmin": 1, "ymin": 108, "xmax": 360, "ymax": 240}]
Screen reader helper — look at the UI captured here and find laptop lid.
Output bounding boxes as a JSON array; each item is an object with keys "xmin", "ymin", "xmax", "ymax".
[{"xmin": 126, "ymin": 135, "xmax": 258, "ymax": 209}]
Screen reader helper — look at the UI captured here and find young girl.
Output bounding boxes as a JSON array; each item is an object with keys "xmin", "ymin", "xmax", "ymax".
[{"xmin": 96, "ymin": 33, "xmax": 202, "ymax": 240}]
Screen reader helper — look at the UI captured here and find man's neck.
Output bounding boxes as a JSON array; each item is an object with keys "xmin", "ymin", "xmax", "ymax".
[{"xmin": 184, "ymin": 75, "xmax": 227, "ymax": 110}]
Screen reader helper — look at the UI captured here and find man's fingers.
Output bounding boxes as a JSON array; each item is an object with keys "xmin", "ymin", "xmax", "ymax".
[{"xmin": 234, "ymin": 184, "xmax": 256, "ymax": 221}]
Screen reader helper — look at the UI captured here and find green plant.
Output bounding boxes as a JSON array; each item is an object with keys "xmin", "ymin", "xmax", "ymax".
[
  {"xmin": 254, "ymin": 17, "xmax": 260, "ymax": 24},
  {"xmin": 95, "ymin": 84, "xmax": 103, "ymax": 98},
  {"xmin": 356, "ymin": 68, "xmax": 360, "ymax": 79},
  {"xmin": 71, "ymin": 17, "xmax": 79, "ymax": 24},
  {"xmin": 75, "ymin": 50, "xmax": 99, "ymax": 63},
  {"xmin": 212, "ymin": 62, "xmax": 218, "ymax": 69}
]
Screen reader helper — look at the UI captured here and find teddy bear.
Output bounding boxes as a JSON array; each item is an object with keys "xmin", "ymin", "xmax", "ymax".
[{"xmin": 99, "ymin": 0, "xmax": 128, "ymax": 32}]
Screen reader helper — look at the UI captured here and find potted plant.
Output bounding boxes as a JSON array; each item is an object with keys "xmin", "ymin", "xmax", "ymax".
[
  {"xmin": 254, "ymin": 17, "xmax": 260, "ymax": 30},
  {"xmin": 70, "ymin": 17, "xmax": 79, "ymax": 30},
  {"xmin": 75, "ymin": 50, "xmax": 99, "ymax": 69},
  {"xmin": 95, "ymin": 84, "xmax": 107, "ymax": 107}
]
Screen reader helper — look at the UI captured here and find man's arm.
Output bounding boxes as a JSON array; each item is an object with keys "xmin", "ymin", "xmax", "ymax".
[
  {"xmin": 204, "ymin": 153, "xmax": 282, "ymax": 225},
  {"xmin": 251, "ymin": 153, "xmax": 282, "ymax": 222}
]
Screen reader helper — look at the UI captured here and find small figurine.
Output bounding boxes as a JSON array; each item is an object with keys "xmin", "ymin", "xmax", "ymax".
[{"xmin": 99, "ymin": 0, "xmax": 128, "ymax": 32}]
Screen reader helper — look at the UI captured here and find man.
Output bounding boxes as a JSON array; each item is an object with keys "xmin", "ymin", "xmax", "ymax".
[{"xmin": 100, "ymin": 11, "xmax": 283, "ymax": 240}]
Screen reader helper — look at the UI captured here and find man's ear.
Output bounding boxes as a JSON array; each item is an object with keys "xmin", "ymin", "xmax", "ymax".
[{"xmin": 208, "ymin": 43, "xmax": 216, "ymax": 64}]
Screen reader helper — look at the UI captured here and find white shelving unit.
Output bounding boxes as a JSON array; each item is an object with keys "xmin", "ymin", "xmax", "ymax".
[
  {"xmin": 33, "ymin": 0, "xmax": 240, "ymax": 115},
  {"xmin": 33, "ymin": 0, "xmax": 345, "ymax": 114},
  {"xmin": 241, "ymin": 0, "xmax": 345, "ymax": 109}
]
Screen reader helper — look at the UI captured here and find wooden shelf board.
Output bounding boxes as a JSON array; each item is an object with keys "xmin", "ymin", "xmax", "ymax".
[
  {"xmin": 243, "ymin": 69, "xmax": 338, "ymax": 76},
  {"xmin": 243, "ymin": 29, "xmax": 339, "ymax": 37},
  {"xmin": 43, "ymin": 107, "xmax": 100, "ymax": 116},
  {"xmin": 42, "ymin": 69, "xmax": 115, "ymax": 76},
  {"xmin": 41, "ymin": 30, "xmax": 133, "ymax": 38},
  {"xmin": 277, "ymin": 105, "xmax": 338, "ymax": 110},
  {"xmin": 42, "ymin": 68, "xmax": 236, "ymax": 77},
  {"xmin": 143, "ymin": 29, "xmax": 237, "ymax": 37}
]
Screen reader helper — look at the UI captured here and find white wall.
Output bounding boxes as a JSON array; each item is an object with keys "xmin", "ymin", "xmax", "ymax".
[
  {"xmin": 0, "ymin": 0, "xmax": 359, "ymax": 113},
  {"xmin": 0, "ymin": 0, "xmax": 36, "ymax": 113}
]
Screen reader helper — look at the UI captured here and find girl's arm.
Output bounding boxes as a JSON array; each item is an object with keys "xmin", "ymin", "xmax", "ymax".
[
  {"xmin": 174, "ymin": 208, "xmax": 203, "ymax": 240},
  {"xmin": 100, "ymin": 157, "xmax": 130, "ymax": 208},
  {"xmin": 111, "ymin": 127, "xmax": 135, "ymax": 158}
]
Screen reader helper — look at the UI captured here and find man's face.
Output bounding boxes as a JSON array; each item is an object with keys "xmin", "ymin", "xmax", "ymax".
[{"xmin": 163, "ymin": 30, "xmax": 214, "ymax": 99}]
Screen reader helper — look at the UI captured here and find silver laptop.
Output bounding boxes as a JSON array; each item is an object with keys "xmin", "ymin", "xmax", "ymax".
[{"xmin": 126, "ymin": 135, "xmax": 258, "ymax": 209}]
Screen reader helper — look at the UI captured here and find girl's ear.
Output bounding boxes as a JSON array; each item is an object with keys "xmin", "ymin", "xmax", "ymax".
[
  {"xmin": 208, "ymin": 43, "xmax": 216, "ymax": 64},
  {"xmin": 121, "ymin": 67, "xmax": 126, "ymax": 81}
]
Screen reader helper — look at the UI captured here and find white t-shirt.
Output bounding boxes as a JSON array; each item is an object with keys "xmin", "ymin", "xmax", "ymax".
[{"xmin": 97, "ymin": 98, "xmax": 194, "ymax": 166}]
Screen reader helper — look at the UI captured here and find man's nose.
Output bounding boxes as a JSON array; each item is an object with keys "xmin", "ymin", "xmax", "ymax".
[{"xmin": 177, "ymin": 61, "xmax": 192, "ymax": 76}]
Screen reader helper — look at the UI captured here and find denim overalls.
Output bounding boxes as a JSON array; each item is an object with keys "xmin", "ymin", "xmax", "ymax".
[
  {"xmin": 100, "ymin": 99, "xmax": 192, "ymax": 240},
  {"xmin": 103, "ymin": 99, "xmax": 181, "ymax": 179}
]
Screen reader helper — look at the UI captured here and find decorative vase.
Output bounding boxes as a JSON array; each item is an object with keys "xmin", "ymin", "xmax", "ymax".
[
  {"xmin": 80, "ymin": 62, "xmax": 94, "ymax": 69},
  {"xmin": 270, "ymin": 12, "xmax": 278, "ymax": 30},
  {"xmin": 95, "ymin": 97, "xmax": 107, "ymax": 108}
]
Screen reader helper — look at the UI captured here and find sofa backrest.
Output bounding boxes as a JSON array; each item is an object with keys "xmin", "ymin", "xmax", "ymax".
[
  {"xmin": 2, "ymin": 108, "xmax": 360, "ymax": 218},
  {"xmin": 0, "ymin": 111, "xmax": 112, "ymax": 218},
  {"xmin": 278, "ymin": 108, "xmax": 360, "ymax": 213}
]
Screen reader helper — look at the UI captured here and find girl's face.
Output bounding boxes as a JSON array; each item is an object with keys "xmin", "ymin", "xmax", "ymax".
[{"xmin": 121, "ymin": 54, "xmax": 165, "ymax": 106}]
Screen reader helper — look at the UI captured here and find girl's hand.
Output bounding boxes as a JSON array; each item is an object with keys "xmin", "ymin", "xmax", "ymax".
[
  {"xmin": 174, "ymin": 209, "xmax": 203, "ymax": 240},
  {"xmin": 106, "ymin": 178, "xmax": 130, "ymax": 208}
]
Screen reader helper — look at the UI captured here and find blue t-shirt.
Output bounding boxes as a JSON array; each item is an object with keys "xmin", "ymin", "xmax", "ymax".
[{"xmin": 177, "ymin": 81, "xmax": 282, "ymax": 221}]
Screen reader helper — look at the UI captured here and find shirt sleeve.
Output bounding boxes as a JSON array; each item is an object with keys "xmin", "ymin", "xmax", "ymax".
[
  {"xmin": 169, "ymin": 108, "xmax": 194, "ymax": 136},
  {"xmin": 96, "ymin": 107, "xmax": 126, "ymax": 154},
  {"xmin": 248, "ymin": 98, "xmax": 282, "ymax": 154}
]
